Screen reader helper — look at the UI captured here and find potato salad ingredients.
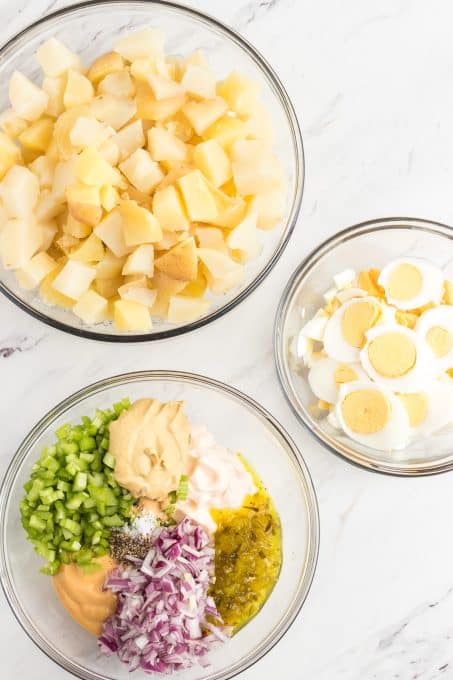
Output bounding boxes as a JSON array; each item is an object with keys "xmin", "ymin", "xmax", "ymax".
[
  {"xmin": 0, "ymin": 27, "xmax": 287, "ymax": 331},
  {"xmin": 290, "ymin": 258, "xmax": 453, "ymax": 452}
]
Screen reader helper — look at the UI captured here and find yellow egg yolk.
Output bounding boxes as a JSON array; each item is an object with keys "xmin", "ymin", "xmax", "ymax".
[
  {"xmin": 398, "ymin": 393, "xmax": 428, "ymax": 427},
  {"xmin": 334, "ymin": 363, "xmax": 359, "ymax": 386},
  {"xmin": 395, "ymin": 310, "xmax": 419, "ymax": 329},
  {"xmin": 367, "ymin": 332, "xmax": 417, "ymax": 377},
  {"xmin": 341, "ymin": 389, "xmax": 390, "ymax": 433},
  {"xmin": 426, "ymin": 326, "xmax": 453, "ymax": 357},
  {"xmin": 341, "ymin": 300, "xmax": 382, "ymax": 348},
  {"xmin": 357, "ymin": 269, "xmax": 385, "ymax": 298},
  {"xmin": 387, "ymin": 263, "xmax": 422, "ymax": 301}
]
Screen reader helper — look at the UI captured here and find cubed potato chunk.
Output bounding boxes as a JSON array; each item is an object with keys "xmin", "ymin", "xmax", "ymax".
[
  {"xmin": 64, "ymin": 70, "xmax": 94, "ymax": 109},
  {"xmin": 43, "ymin": 76, "xmax": 66, "ymax": 117},
  {"xmin": 52, "ymin": 259, "xmax": 96, "ymax": 300},
  {"xmin": 87, "ymin": 52, "xmax": 124, "ymax": 85},
  {"xmin": 217, "ymin": 71, "xmax": 260, "ymax": 117},
  {"xmin": 136, "ymin": 81, "xmax": 185, "ymax": 121},
  {"xmin": 15, "ymin": 251, "xmax": 58, "ymax": 289},
  {"xmin": 0, "ymin": 217, "xmax": 42, "ymax": 269},
  {"xmin": 150, "ymin": 271, "xmax": 186, "ymax": 318},
  {"xmin": 167, "ymin": 295, "xmax": 210, "ymax": 323},
  {"xmin": 0, "ymin": 165, "xmax": 39, "ymax": 217},
  {"xmin": 231, "ymin": 140, "xmax": 283, "ymax": 195},
  {"xmin": 182, "ymin": 97, "xmax": 228, "ymax": 135},
  {"xmin": 0, "ymin": 132, "xmax": 22, "ymax": 179},
  {"xmin": 118, "ymin": 279, "xmax": 157, "ymax": 307},
  {"xmin": 119, "ymin": 148, "xmax": 164, "ymax": 194},
  {"xmin": 96, "ymin": 248, "xmax": 127, "ymax": 279},
  {"xmin": 152, "ymin": 185, "xmax": 189, "ymax": 231},
  {"xmin": 70, "ymin": 233, "xmax": 105, "ymax": 263},
  {"xmin": 70, "ymin": 116, "xmax": 114, "ymax": 149},
  {"xmin": 197, "ymin": 247, "xmax": 242, "ymax": 278},
  {"xmin": 73, "ymin": 289, "xmax": 109, "ymax": 323},
  {"xmin": 226, "ymin": 208, "xmax": 261, "ymax": 261},
  {"xmin": 37, "ymin": 38, "xmax": 84, "ymax": 77},
  {"xmin": 155, "ymin": 236, "xmax": 197, "ymax": 281},
  {"xmin": 120, "ymin": 199, "xmax": 162, "ymax": 246},
  {"xmin": 100, "ymin": 184, "xmax": 119, "ymax": 212},
  {"xmin": 9, "ymin": 71, "xmax": 49, "ymax": 121},
  {"xmin": 35, "ymin": 191, "xmax": 65, "ymax": 222},
  {"xmin": 28, "ymin": 155, "xmax": 56, "ymax": 188},
  {"xmin": 0, "ymin": 108, "xmax": 27, "ymax": 138},
  {"xmin": 91, "ymin": 94, "xmax": 137, "ymax": 130},
  {"xmin": 94, "ymin": 209, "xmax": 131, "ymax": 257},
  {"xmin": 40, "ymin": 264, "xmax": 75, "ymax": 308},
  {"xmin": 93, "ymin": 276, "xmax": 123, "ymax": 298},
  {"xmin": 18, "ymin": 117, "xmax": 54, "ymax": 152},
  {"xmin": 39, "ymin": 220, "xmax": 58, "ymax": 250},
  {"xmin": 63, "ymin": 214, "xmax": 92, "ymax": 238},
  {"xmin": 205, "ymin": 266, "xmax": 245, "ymax": 294},
  {"xmin": 249, "ymin": 185, "xmax": 286, "ymax": 229},
  {"xmin": 98, "ymin": 138, "xmax": 120, "ymax": 166},
  {"xmin": 193, "ymin": 139, "xmax": 231, "ymax": 187},
  {"xmin": 202, "ymin": 115, "xmax": 247, "ymax": 149},
  {"xmin": 75, "ymin": 147, "xmax": 121, "ymax": 187},
  {"xmin": 53, "ymin": 105, "xmax": 91, "ymax": 159},
  {"xmin": 114, "ymin": 298, "xmax": 152, "ymax": 331},
  {"xmin": 147, "ymin": 127, "xmax": 188, "ymax": 162},
  {"xmin": 181, "ymin": 65, "xmax": 216, "ymax": 100},
  {"xmin": 66, "ymin": 183, "xmax": 102, "ymax": 226},
  {"xmin": 145, "ymin": 73, "xmax": 183, "ymax": 101},
  {"xmin": 177, "ymin": 170, "xmax": 218, "ymax": 222},
  {"xmin": 111, "ymin": 119, "xmax": 145, "ymax": 162},
  {"xmin": 98, "ymin": 70, "xmax": 135, "ymax": 98},
  {"xmin": 52, "ymin": 156, "xmax": 77, "ymax": 201},
  {"xmin": 122, "ymin": 243, "xmax": 154, "ymax": 276},
  {"xmin": 195, "ymin": 226, "xmax": 228, "ymax": 253},
  {"xmin": 113, "ymin": 27, "xmax": 165, "ymax": 62}
]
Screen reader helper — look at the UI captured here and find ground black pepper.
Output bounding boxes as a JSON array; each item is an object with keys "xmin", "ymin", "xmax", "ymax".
[{"xmin": 109, "ymin": 528, "xmax": 154, "ymax": 564}]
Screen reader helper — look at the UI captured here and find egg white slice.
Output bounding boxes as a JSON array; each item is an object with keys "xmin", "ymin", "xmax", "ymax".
[
  {"xmin": 416, "ymin": 305, "xmax": 453, "ymax": 371},
  {"xmin": 378, "ymin": 257, "xmax": 444, "ymax": 310},
  {"xmin": 360, "ymin": 323, "xmax": 436, "ymax": 392},
  {"xmin": 308, "ymin": 356, "xmax": 368, "ymax": 404},
  {"xmin": 400, "ymin": 382, "xmax": 453, "ymax": 438},
  {"xmin": 336, "ymin": 381, "xmax": 411, "ymax": 451}
]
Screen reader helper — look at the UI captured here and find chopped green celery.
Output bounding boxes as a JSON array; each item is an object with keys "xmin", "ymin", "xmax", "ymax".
[
  {"xmin": 76, "ymin": 548, "xmax": 93, "ymax": 564},
  {"xmin": 94, "ymin": 545, "xmax": 108, "ymax": 557},
  {"xmin": 80, "ymin": 561, "xmax": 102, "ymax": 573},
  {"xmin": 27, "ymin": 479, "xmax": 44, "ymax": 503},
  {"xmin": 80, "ymin": 436, "xmax": 96, "ymax": 451},
  {"xmin": 92, "ymin": 520, "xmax": 103, "ymax": 530},
  {"xmin": 56, "ymin": 423, "xmax": 71, "ymax": 440},
  {"xmin": 57, "ymin": 480, "xmax": 70, "ymax": 493},
  {"xmin": 88, "ymin": 473, "xmax": 104, "ymax": 488},
  {"xmin": 60, "ymin": 441, "xmax": 79, "ymax": 456},
  {"xmin": 29, "ymin": 515, "xmax": 46, "ymax": 531},
  {"xmin": 34, "ymin": 543, "xmax": 56, "ymax": 562},
  {"xmin": 102, "ymin": 452, "xmax": 116, "ymax": 469},
  {"xmin": 61, "ymin": 539, "xmax": 81, "ymax": 552},
  {"xmin": 87, "ymin": 512, "xmax": 99, "ymax": 522},
  {"xmin": 101, "ymin": 514, "xmax": 124, "ymax": 527},
  {"xmin": 82, "ymin": 497, "xmax": 96, "ymax": 510},
  {"xmin": 66, "ymin": 493, "xmax": 87, "ymax": 510},
  {"xmin": 62, "ymin": 528, "xmax": 73, "ymax": 540},
  {"xmin": 36, "ymin": 510, "xmax": 52, "ymax": 520},
  {"xmin": 99, "ymin": 437, "xmax": 109, "ymax": 451},
  {"xmin": 91, "ymin": 530, "xmax": 102, "ymax": 545},
  {"xmin": 73, "ymin": 472, "xmax": 87, "ymax": 491},
  {"xmin": 177, "ymin": 474, "xmax": 189, "ymax": 502},
  {"xmin": 60, "ymin": 518, "xmax": 82, "ymax": 535},
  {"xmin": 80, "ymin": 452, "xmax": 95, "ymax": 463},
  {"xmin": 40, "ymin": 560, "xmax": 60, "ymax": 576},
  {"xmin": 36, "ymin": 504, "xmax": 50, "ymax": 512},
  {"xmin": 39, "ymin": 488, "xmax": 64, "ymax": 505}
]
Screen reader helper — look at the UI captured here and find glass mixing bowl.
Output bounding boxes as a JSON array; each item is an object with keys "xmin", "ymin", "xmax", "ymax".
[
  {"xmin": 274, "ymin": 217, "xmax": 453, "ymax": 475},
  {"xmin": 0, "ymin": 371, "xmax": 319, "ymax": 680},
  {"xmin": 0, "ymin": 0, "xmax": 304, "ymax": 342}
]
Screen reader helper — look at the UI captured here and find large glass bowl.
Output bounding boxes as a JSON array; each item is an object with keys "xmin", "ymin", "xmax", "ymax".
[
  {"xmin": 0, "ymin": 0, "xmax": 304, "ymax": 342},
  {"xmin": 0, "ymin": 371, "xmax": 319, "ymax": 680},
  {"xmin": 274, "ymin": 217, "xmax": 453, "ymax": 476}
]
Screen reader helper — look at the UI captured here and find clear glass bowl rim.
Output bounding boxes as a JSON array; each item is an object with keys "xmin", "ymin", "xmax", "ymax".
[
  {"xmin": 274, "ymin": 216, "xmax": 453, "ymax": 477},
  {"xmin": 0, "ymin": 0, "xmax": 305, "ymax": 343},
  {"xmin": 0, "ymin": 369, "xmax": 320, "ymax": 680}
]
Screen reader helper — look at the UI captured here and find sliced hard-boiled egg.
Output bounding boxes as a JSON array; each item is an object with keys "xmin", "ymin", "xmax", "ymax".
[
  {"xmin": 360, "ymin": 324, "xmax": 435, "ymax": 392},
  {"xmin": 308, "ymin": 357, "xmax": 367, "ymax": 404},
  {"xmin": 336, "ymin": 287, "xmax": 367, "ymax": 304},
  {"xmin": 290, "ymin": 333, "xmax": 314, "ymax": 367},
  {"xmin": 299, "ymin": 309, "xmax": 329, "ymax": 342},
  {"xmin": 323, "ymin": 296, "xmax": 394, "ymax": 362},
  {"xmin": 416, "ymin": 305, "xmax": 453, "ymax": 371},
  {"xmin": 378, "ymin": 257, "xmax": 444, "ymax": 310},
  {"xmin": 333, "ymin": 268, "xmax": 356, "ymax": 290},
  {"xmin": 398, "ymin": 382, "xmax": 453, "ymax": 437},
  {"xmin": 336, "ymin": 381, "xmax": 410, "ymax": 451}
]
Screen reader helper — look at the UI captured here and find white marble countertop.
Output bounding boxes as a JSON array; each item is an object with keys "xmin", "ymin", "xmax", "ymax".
[{"xmin": 1, "ymin": 1, "xmax": 453, "ymax": 678}]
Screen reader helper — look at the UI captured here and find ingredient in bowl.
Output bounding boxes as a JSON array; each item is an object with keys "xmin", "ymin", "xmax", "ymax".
[
  {"xmin": 109, "ymin": 398, "xmax": 189, "ymax": 500},
  {"xmin": 99, "ymin": 517, "xmax": 227, "ymax": 673},
  {"xmin": 53, "ymin": 555, "xmax": 117, "ymax": 635},
  {"xmin": 20, "ymin": 398, "xmax": 133, "ymax": 574},
  {"xmin": 290, "ymin": 258, "xmax": 453, "ymax": 452},
  {"xmin": 0, "ymin": 27, "xmax": 287, "ymax": 332}
]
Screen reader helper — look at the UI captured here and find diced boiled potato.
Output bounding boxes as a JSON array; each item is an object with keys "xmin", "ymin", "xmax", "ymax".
[
  {"xmin": 244, "ymin": 104, "xmax": 274, "ymax": 143},
  {"xmin": 164, "ymin": 113, "xmax": 193, "ymax": 142},
  {"xmin": 0, "ymin": 165, "xmax": 39, "ymax": 217},
  {"xmin": 155, "ymin": 236, "xmax": 197, "ymax": 281},
  {"xmin": 96, "ymin": 248, "xmax": 126, "ymax": 279},
  {"xmin": 182, "ymin": 97, "xmax": 228, "ymax": 135},
  {"xmin": 205, "ymin": 265, "xmax": 245, "ymax": 294},
  {"xmin": 120, "ymin": 199, "xmax": 162, "ymax": 245},
  {"xmin": 231, "ymin": 140, "xmax": 283, "ymax": 195},
  {"xmin": 114, "ymin": 27, "xmax": 164, "ymax": 62},
  {"xmin": 98, "ymin": 138, "xmax": 120, "ymax": 166},
  {"xmin": 197, "ymin": 247, "xmax": 242, "ymax": 279},
  {"xmin": 135, "ymin": 81, "xmax": 186, "ymax": 121},
  {"xmin": 0, "ymin": 108, "xmax": 27, "ymax": 138},
  {"xmin": 177, "ymin": 169, "xmax": 218, "ymax": 222},
  {"xmin": 167, "ymin": 295, "xmax": 210, "ymax": 323},
  {"xmin": 55, "ymin": 232, "xmax": 80, "ymax": 255},
  {"xmin": 69, "ymin": 116, "xmax": 114, "ymax": 149},
  {"xmin": 112, "ymin": 120, "xmax": 145, "ymax": 162},
  {"xmin": 39, "ymin": 220, "xmax": 58, "ymax": 250},
  {"xmin": 64, "ymin": 70, "xmax": 94, "ymax": 109},
  {"xmin": 0, "ymin": 217, "xmax": 42, "ymax": 269},
  {"xmin": 114, "ymin": 298, "xmax": 152, "ymax": 331},
  {"xmin": 70, "ymin": 233, "xmax": 105, "ymax": 263},
  {"xmin": 9, "ymin": 71, "xmax": 49, "ymax": 121},
  {"xmin": 179, "ymin": 267, "xmax": 207, "ymax": 298},
  {"xmin": 155, "ymin": 161, "xmax": 194, "ymax": 191},
  {"xmin": 63, "ymin": 214, "xmax": 92, "ymax": 238},
  {"xmin": 15, "ymin": 251, "xmax": 57, "ymax": 289},
  {"xmin": 18, "ymin": 117, "xmax": 54, "ymax": 152},
  {"xmin": 37, "ymin": 38, "xmax": 83, "ymax": 77},
  {"xmin": 52, "ymin": 156, "xmax": 77, "ymax": 201},
  {"xmin": 40, "ymin": 264, "xmax": 75, "ymax": 308},
  {"xmin": 52, "ymin": 259, "xmax": 96, "ymax": 300},
  {"xmin": 130, "ymin": 57, "xmax": 154, "ymax": 82},
  {"xmin": 249, "ymin": 185, "xmax": 286, "ymax": 229},
  {"xmin": 91, "ymin": 94, "xmax": 137, "ymax": 130},
  {"xmin": 73, "ymin": 288, "xmax": 108, "ymax": 323},
  {"xmin": 94, "ymin": 276, "xmax": 123, "ymax": 298},
  {"xmin": 150, "ymin": 271, "xmax": 186, "ymax": 318},
  {"xmin": 94, "ymin": 209, "xmax": 131, "ymax": 257},
  {"xmin": 87, "ymin": 52, "xmax": 124, "ymax": 85},
  {"xmin": 147, "ymin": 127, "xmax": 187, "ymax": 162},
  {"xmin": 193, "ymin": 139, "xmax": 231, "ymax": 187},
  {"xmin": 29, "ymin": 155, "xmax": 55, "ymax": 188},
  {"xmin": 118, "ymin": 278, "xmax": 157, "ymax": 307},
  {"xmin": 121, "ymin": 184, "xmax": 153, "ymax": 210},
  {"xmin": 66, "ymin": 183, "xmax": 102, "ymax": 226},
  {"xmin": 202, "ymin": 115, "xmax": 247, "ymax": 149},
  {"xmin": 35, "ymin": 191, "xmax": 65, "ymax": 222},
  {"xmin": 0, "ymin": 131, "xmax": 22, "ymax": 179},
  {"xmin": 75, "ymin": 147, "xmax": 122, "ymax": 187},
  {"xmin": 100, "ymin": 184, "xmax": 119, "ymax": 212},
  {"xmin": 119, "ymin": 148, "xmax": 163, "ymax": 193},
  {"xmin": 185, "ymin": 50, "xmax": 209, "ymax": 69},
  {"xmin": 53, "ymin": 105, "xmax": 89, "ymax": 158},
  {"xmin": 122, "ymin": 243, "xmax": 154, "ymax": 276},
  {"xmin": 181, "ymin": 65, "xmax": 216, "ymax": 100},
  {"xmin": 43, "ymin": 76, "xmax": 66, "ymax": 117},
  {"xmin": 145, "ymin": 72, "xmax": 183, "ymax": 101},
  {"xmin": 195, "ymin": 226, "xmax": 228, "ymax": 253},
  {"xmin": 155, "ymin": 230, "xmax": 186, "ymax": 250},
  {"xmin": 152, "ymin": 185, "xmax": 189, "ymax": 231},
  {"xmin": 207, "ymin": 183, "xmax": 246, "ymax": 228},
  {"xmin": 226, "ymin": 207, "xmax": 261, "ymax": 261},
  {"xmin": 217, "ymin": 71, "xmax": 259, "ymax": 117},
  {"xmin": 98, "ymin": 70, "xmax": 135, "ymax": 98}
]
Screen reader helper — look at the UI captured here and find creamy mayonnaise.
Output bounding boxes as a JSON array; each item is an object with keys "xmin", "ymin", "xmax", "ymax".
[{"xmin": 176, "ymin": 426, "xmax": 256, "ymax": 532}]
